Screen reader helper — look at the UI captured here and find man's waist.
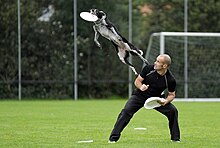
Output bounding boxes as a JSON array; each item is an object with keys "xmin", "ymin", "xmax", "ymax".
[{"xmin": 132, "ymin": 89, "xmax": 164, "ymax": 98}]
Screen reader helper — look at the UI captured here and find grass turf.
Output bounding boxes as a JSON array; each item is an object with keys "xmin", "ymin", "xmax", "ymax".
[{"xmin": 0, "ymin": 100, "xmax": 220, "ymax": 147}]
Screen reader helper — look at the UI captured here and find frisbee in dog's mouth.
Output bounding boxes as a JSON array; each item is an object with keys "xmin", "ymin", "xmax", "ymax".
[{"xmin": 80, "ymin": 12, "xmax": 98, "ymax": 22}]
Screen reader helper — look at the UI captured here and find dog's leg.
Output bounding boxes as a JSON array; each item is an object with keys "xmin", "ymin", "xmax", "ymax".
[
  {"xmin": 130, "ymin": 50, "xmax": 150, "ymax": 65},
  {"xmin": 126, "ymin": 42, "xmax": 143, "ymax": 55},
  {"xmin": 111, "ymin": 41, "xmax": 119, "ymax": 53},
  {"xmin": 116, "ymin": 47, "xmax": 138, "ymax": 75},
  {"xmin": 119, "ymin": 39, "xmax": 149, "ymax": 65},
  {"xmin": 93, "ymin": 25, "xmax": 102, "ymax": 48},
  {"xmin": 123, "ymin": 51, "xmax": 138, "ymax": 75},
  {"xmin": 110, "ymin": 27, "xmax": 122, "ymax": 41},
  {"xmin": 123, "ymin": 43, "xmax": 149, "ymax": 65}
]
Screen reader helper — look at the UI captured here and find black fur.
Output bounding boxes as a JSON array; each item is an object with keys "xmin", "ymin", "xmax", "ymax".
[{"xmin": 90, "ymin": 9, "xmax": 149, "ymax": 75}]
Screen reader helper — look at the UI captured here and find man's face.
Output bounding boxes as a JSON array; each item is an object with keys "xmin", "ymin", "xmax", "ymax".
[{"xmin": 154, "ymin": 55, "xmax": 165, "ymax": 70}]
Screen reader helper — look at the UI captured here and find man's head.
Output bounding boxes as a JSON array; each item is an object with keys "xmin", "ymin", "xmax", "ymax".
[{"xmin": 154, "ymin": 54, "xmax": 171, "ymax": 71}]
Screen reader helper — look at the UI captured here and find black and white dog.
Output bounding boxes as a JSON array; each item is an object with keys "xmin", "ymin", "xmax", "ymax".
[{"xmin": 90, "ymin": 9, "xmax": 149, "ymax": 75}]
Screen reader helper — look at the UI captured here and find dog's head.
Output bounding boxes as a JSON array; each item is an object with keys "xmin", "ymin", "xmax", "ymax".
[{"xmin": 90, "ymin": 9, "xmax": 106, "ymax": 22}]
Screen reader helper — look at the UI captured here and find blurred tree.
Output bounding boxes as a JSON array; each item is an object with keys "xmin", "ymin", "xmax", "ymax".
[
  {"xmin": 188, "ymin": 0, "xmax": 220, "ymax": 32},
  {"xmin": 0, "ymin": 1, "xmax": 18, "ymax": 98},
  {"xmin": 0, "ymin": 0, "xmax": 219, "ymax": 99}
]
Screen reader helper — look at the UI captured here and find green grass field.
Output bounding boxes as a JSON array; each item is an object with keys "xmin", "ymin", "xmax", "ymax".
[{"xmin": 0, "ymin": 100, "xmax": 220, "ymax": 148}]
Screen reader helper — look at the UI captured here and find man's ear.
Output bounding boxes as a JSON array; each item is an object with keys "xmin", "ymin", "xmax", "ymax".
[{"xmin": 163, "ymin": 64, "xmax": 168, "ymax": 68}]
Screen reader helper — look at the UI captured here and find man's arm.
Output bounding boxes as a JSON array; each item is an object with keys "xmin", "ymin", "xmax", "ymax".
[{"xmin": 134, "ymin": 75, "xmax": 149, "ymax": 91}]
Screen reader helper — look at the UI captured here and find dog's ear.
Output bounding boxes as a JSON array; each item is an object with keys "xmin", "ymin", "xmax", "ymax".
[
  {"xmin": 90, "ymin": 9, "xmax": 95, "ymax": 13},
  {"xmin": 97, "ymin": 11, "xmax": 106, "ymax": 19}
]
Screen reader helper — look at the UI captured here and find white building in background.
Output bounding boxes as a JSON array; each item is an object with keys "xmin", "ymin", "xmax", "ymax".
[{"xmin": 38, "ymin": 5, "xmax": 55, "ymax": 22}]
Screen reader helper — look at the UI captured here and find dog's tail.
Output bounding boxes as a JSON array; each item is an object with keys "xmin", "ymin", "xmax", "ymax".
[{"xmin": 138, "ymin": 49, "xmax": 143, "ymax": 55}]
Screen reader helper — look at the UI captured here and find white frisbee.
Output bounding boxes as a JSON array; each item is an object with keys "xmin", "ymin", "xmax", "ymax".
[
  {"xmin": 134, "ymin": 127, "xmax": 147, "ymax": 130},
  {"xmin": 80, "ymin": 12, "xmax": 98, "ymax": 22},
  {"xmin": 77, "ymin": 140, "xmax": 93, "ymax": 143},
  {"xmin": 144, "ymin": 97, "xmax": 164, "ymax": 109}
]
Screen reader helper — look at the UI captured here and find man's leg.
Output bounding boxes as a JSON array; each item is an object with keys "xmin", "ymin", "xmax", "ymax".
[
  {"xmin": 109, "ymin": 109, "xmax": 132, "ymax": 142},
  {"xmin": 155, "ymin": 103, "xmax": 180, "ymax": 141},
  {"xmin": 109, "ymin": 95, "xmax": 145, "ymax": 142}
]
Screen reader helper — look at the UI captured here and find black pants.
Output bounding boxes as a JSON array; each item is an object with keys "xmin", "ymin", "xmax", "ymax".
[{"xmin": 109, "ymin": 95, "xmax": 180, "ymax": 142}]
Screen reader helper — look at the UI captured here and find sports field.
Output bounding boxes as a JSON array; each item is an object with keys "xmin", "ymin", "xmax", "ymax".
[{"xmin": 0, "ymin": 100, "xmax": 219, "ymax": 147}]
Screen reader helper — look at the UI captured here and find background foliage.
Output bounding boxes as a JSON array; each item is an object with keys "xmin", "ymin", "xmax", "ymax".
[{"xmin": 0, "ymin": 0, "xmax": 220, "ymax": 99}]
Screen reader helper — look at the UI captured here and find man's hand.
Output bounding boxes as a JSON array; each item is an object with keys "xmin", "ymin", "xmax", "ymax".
[
  {"xmin": 140, "ymin": 84, "xmax": 149, "ymax": 91},
  {"xmin": 135, "ymin": 75, "xmax": 149, "ymax": 91},
  {"xmin": 158, "ymin": 91, "xmax": 175, "ymax": 106},
  {"xmin": 157, "ymin": 98, "xmax": 168, "ymax": 106}
]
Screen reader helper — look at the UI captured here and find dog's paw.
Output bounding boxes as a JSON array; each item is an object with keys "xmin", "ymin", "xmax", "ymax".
[
  {"xmin": 95, "ymin": 42, "xmax": 102, "ymax": 48},
  {"xmin": 97, "ymin": 44, "xmax": 102, "ymax": 49}
]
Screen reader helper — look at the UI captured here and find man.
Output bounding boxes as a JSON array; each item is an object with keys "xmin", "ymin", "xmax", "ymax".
[{"xmin": 109, "ymin": 54, "xmax": 180, "ymax": 143}]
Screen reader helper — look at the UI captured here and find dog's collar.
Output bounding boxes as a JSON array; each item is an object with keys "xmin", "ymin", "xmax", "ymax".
[
  {"xmin": 94, "ymin": 19, "xmax": 104, "ymax": 24},
  {"xmin": 94, "ymin": 17, "xmax": 108, "ymax": 25}
]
